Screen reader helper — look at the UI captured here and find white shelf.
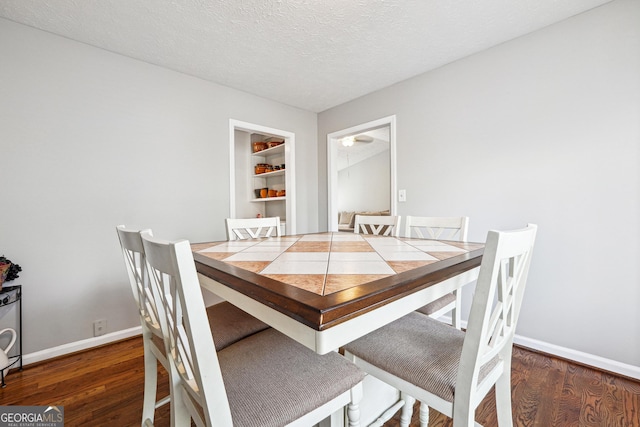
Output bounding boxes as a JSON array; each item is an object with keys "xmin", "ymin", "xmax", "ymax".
[
  {"xmin": 251, "ymin": 197, "xmax": 286, "ymax": 202},
  {"xmin": 253, "ymin": 169, "xmax": 285, "ymax": 178},
  {"xmin": 251, "ymin": 144, "xmax": 284, "ymax": 157},
  {"xmin": 231, "ymin": 119, "xmax": 295, "ymax": 235},
  {"xmin": 252, "ymin": 143, "xmax": 286, "ymax": 206}
]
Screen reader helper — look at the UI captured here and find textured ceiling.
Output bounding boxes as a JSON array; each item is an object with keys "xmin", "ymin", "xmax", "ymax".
[{"xmin": 0, "ymin": 0, "xmax": 611, "ymax": 112}]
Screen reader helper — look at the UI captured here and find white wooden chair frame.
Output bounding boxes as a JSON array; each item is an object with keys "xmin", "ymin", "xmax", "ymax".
[
  {"xmin": 345, "ymin": 224, "xmax": 537, "ymax": 427},
  {"xmin": 142, "ymin": 232, "xmax": 364, "ymax": 427},
  {"xmin": 404, "ymin": 216, "xmax": 470, "ymax": 329},
  {"xmin": 225, "ymin": 216, "xmax": 281, "ymax": 240},
  {"xmin": 404, "ymin": 216, "xmax": 469, "ymax": 241},
  {"xmin": 353, "ymin": 215, "xmax": 401, "ymax": 237},
  {"xmin": 116, "ymin": 226, "xmax": 170, "ymax": 426}
]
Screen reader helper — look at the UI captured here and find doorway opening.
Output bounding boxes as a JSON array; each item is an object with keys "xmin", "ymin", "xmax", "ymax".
[{"xmin": 327, "ymin": 116, "xmax": 397, "ymax": 232}]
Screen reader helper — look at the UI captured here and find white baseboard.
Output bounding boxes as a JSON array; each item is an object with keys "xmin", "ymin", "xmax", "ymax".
[
  {"xmin": 23, "ymin": 326, "xmax": 142, "ymax": 366},
  {"xmin": 22, "ymin": 320, "xmax": 640, "ymax": 381},
  {"xmin": 513, "ymin": 334, "xmax": 640, "ymax": 380},
  {"xmin": 21, "ymin": 299, "xmax": 223, "ymax": 366},
  {"xmin": 442, "ymin": 316, "xmax": 640, "ymax": 380}
]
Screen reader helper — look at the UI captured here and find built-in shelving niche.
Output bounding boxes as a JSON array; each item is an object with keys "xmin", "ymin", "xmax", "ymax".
[{"xmin": 229, "ymin": 119, "xmax": 296, "ymax": 235}]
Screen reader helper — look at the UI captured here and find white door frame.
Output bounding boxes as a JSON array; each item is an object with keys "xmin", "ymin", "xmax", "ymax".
[
  {"xmin": 229, "ymin": 119, "xmax": 296, "ymax": 235},
  {"xmin": 327, "ymin": 115, "xmax": 397, "ymax": 232}
]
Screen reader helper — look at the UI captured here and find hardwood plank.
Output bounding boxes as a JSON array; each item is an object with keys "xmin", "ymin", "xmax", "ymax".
[
  {"xmin": 0, "ymin": 338, "xmax": 638, "ymax": 427},
  {"xmin": 621, "ymin": 376, "xmax": 640, "ymax": 427},
  {"xmin": 602, "ymin": 373, "xmax": 627, "ymax": 427},
  {"xmin": 0, "ymin": 338, "xmax": 171, "ymax": 427},
  {"xmin": 383, "ymin": 347, "xmax": 640, "ymax": 427},
  {"xmin": 511, "ymin": 347, "xmax": 567, "ymax": 426}
]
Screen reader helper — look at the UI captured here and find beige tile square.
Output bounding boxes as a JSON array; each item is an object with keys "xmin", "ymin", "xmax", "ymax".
[
  {"xmin": 447, "ymin": 241, "xmax": 483, "ymax": 251},
  {"xmin": 225, "ymin": 261, "xmax": 272, "ymax": 273},
  {"xmin": 201, "ymin": 252, "xmax": 235, "ymax": 260},
  {"xmin": 324, "ymin": 274, "xmax": 391, "ymax": 294},
  {"xmin": 387, "ymin": 260, "xmax": 437, "ymax": 273},
  {"xmin": 328, "ymin": 260, "xmax": 395, "ymax": 275},
  {"xmin": 191, "ymin": 242, "xmax": 215, "ymax": 252},
  {"xmin": 264, "ymin": 274, "xmax": 325, "ymax": 295},
  {"xmin": 286, "ymin": 242, "xmax": 332, "ymax": 252},
  {"xmin": 428, "ymin": 251, "xmax": 465, "ymax": 261},
  {"xmin": 330, "ymin": 242, "xmax": 374, "ymax": 252}
]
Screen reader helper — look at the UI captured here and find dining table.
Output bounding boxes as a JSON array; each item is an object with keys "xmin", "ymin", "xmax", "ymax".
[{"xmin": 192, "ymin": 232, "xmax": 484, "ymax": 355}]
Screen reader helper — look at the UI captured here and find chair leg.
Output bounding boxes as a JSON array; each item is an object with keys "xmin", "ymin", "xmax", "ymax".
[
  {"xmin": 418, "ymin": 401, "xmax": 429, "ymax": 427},
  {"xmin": 347, "ymin": 384, "xmax": 363, "ymax": 427},
  {"xmin": 368, "ymin": 400, "xmax": 406, "ymax": 427},
  {"xmin": 319, "ymin": 411, "xmax": 342, "ymax": 427},
  {"xmin": 168, "ymin": 360, "xmax": 190, "ymax": 427},
  {"xmin": 141, "ymin": 337, "xmax": 158, "ymax": 425},
  {"xmin": 452, "ymin": 393, "xmax": 475, "ymax": 427},
  {"xmin": 495, "ymin": 370, "xmax": 514, "ymax": 427},
  {"xmin": 400, "ymin": 392, "xmax": 415, "ymax": 427},
  {"xmin": 452, "ymin": 290, "xmax": 462, "ymax": 329}
]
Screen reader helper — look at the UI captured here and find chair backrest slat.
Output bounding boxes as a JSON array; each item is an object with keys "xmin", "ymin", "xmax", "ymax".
[
  {"xmin": 116, "ymin": 226, "xmax": 162, "ymax": 329},
  {"xmin": 226, "ymin": 217, "xmax": 281, "ymax": 240},
  {"xmin": 142, "ymin": 232, "xmax": 234, "ymax": 426},
  {"xmin": 404, "ymin": 216, "xmax": 469, "ymax": 241},
  {"xmin": 353, "ymin": 215, "xmax": 400, "ymax": 237},
  {"xmin": 456, "ymin": 224, "xmax": 537, "ymax": 400}
]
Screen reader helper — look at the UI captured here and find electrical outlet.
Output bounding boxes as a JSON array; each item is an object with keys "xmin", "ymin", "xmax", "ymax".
[{"xmin": 93, "ymin": 319, "xmax": 107, "ymax": 337}]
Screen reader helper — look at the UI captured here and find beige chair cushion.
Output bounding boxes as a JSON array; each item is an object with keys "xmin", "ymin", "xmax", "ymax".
[
  {"xmin": 218, "ymin": 328, "xmax": 365, "ymax": 427},
  {"xmin": 150, "ymin": 301, "xmax": 269, "ymax": 353},
  {"xmin": 339, "ymin": 211, "xmax": 355, "ymax": 225},
  {"xmin": 206, "ymin": 301, "xmax": 270, "ymax": 351},
  {"xmin": 350, "ymin": 210, "xmax": 391, "ymax": 229},
  {"xmin": 344, "ymin": 311, "xmax": 498, "ymax": 402},
  {"xmin": 415, "ymin": 292, "xmax": 456, "ymax": 316}
]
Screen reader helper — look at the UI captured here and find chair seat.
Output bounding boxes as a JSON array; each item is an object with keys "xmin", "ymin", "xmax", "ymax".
[
  {"xmin": 344, "ymin": 312, "xmax": 498, "ymax": 402},
  {"xmin": 218, "ymin": 328, "xmax": 365, "ymax": 427},
  {"xmin": 205, "ymin": 301, "xmax": 270, "ymax": 350},
  {"xmin": 415, "ymin": 292, "xmax": 456, "ymax": 316},
  {"xmin": 151, "ymin": 301, "xmax": 269, "ymax": 353}
]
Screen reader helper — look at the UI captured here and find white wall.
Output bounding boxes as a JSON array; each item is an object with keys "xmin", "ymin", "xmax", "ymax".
[
  {"xmin": 2, "ymin": 0, "xmax": 639, "ymax": 374},
  {"xmin": 319, "ymin": 0, "xmax": 640, "ymax": 370},
  {"xmin": 0, "ymin": 18, "xmax": 318, "ymax": 355},
  {"xmin": 338, "ymin": 150, "xmax": 390, "ymax": 212}
]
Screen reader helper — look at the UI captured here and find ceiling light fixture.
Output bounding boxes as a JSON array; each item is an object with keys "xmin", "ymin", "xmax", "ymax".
[{"xmin": 341, "ymin": 136, "xmax": 355, "ymax": 147}]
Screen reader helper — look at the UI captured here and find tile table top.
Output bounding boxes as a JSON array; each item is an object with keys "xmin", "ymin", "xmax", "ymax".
[
  {"xmin": 192, "ymin": 232, "xmax": 484, "ymax": 348},
  {"xmin": 192, "ymin": 232, "xmax": 483, "ymax": 296}
]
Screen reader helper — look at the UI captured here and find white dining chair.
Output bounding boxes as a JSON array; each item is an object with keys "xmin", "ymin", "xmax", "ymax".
[
  {"xmin": 404, "ymin": 216, "xmax": 469, "ymax": 241},
  {"xmin": 116, "ymin": 226, "xmax": 269, "ymax": 426},
  {"xmin": 353, "ymin": 214, "xmax": 400, "ymax": 237},
  {"xmin": 225, "ymin": 216, "xmax": 282, "ymax": 240},
  {"xmin": 404, "ymin": 216, "xmax": 469, "ymax": 329},
  {"xmin": 344, "ymin": 224, "xmax": 537, "ymax": 427},
  {"xmin": 141, "ymin": 231, "xmax": 366, "ymax": 427}
]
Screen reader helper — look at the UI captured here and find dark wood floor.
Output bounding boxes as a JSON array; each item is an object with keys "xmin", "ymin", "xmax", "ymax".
[{"xmin": 0, "ymin": 337, "xmax": 638, "ymax": 427}]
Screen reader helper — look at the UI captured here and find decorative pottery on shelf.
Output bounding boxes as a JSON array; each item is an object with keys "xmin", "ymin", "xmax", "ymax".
[{"xmin": 252, "ymin": 141, "xmax": 267, "ymax": 153}]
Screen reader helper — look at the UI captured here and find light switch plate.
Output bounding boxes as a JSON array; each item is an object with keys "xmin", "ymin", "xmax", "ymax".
[{"xmin": 399, "ymin": 189, "xmax": 406, "ymax": 202}]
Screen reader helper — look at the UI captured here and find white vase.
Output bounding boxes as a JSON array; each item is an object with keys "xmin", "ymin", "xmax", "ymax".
[{"xmin": 0, "ymin": 328, "xmax": 17, "ymax": 378}]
